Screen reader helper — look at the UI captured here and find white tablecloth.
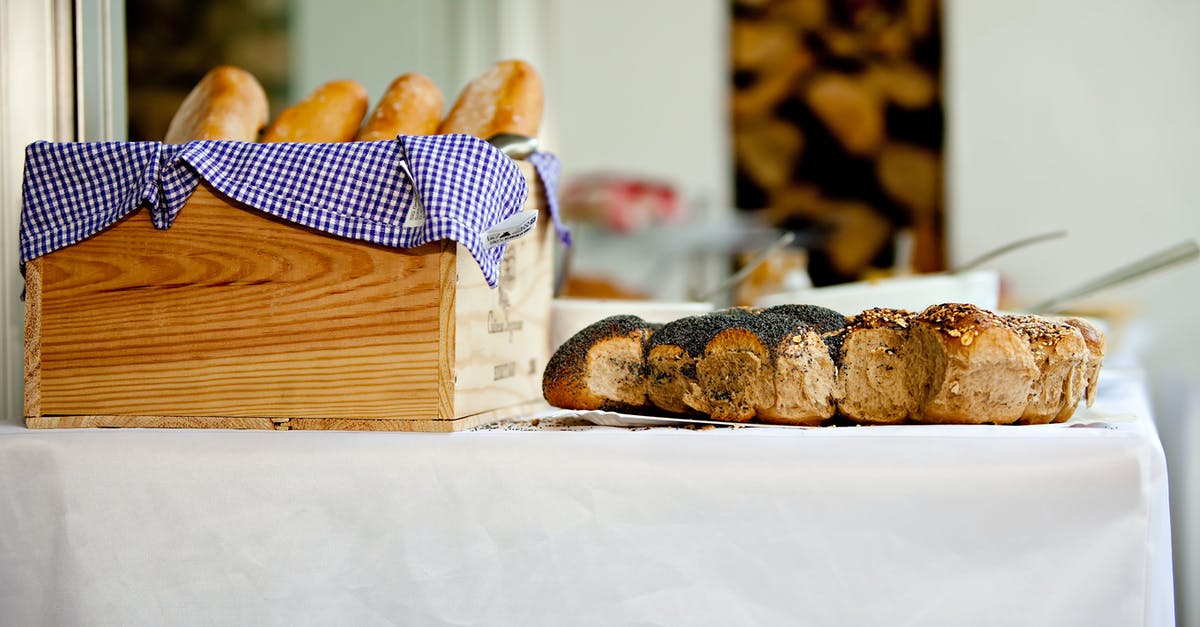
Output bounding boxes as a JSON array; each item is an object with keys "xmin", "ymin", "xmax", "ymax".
[{"xmin": 0, "ymin": 371, "xmax": 1173, "ymax": 627}]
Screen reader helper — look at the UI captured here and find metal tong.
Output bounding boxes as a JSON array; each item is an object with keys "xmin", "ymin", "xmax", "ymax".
[{"xmin": 1026, "ymin": 239, "xmax": 1200, "ymax": 313}]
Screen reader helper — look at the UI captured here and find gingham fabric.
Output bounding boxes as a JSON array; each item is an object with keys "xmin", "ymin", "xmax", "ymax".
[
  {"xmin": 20, "ymin": 135, "xmax": 567, "ymax": 287},
  {"xmin": 528, "ymin": 150, "xmax": 570, "ymax": 247}
]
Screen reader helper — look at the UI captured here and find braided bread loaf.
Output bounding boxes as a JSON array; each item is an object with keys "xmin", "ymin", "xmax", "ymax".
[{"xmin": 544, "ymin": 303, "xmax": 1106, "ymax": 425}]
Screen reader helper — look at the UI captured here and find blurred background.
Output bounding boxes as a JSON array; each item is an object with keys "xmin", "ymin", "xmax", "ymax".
[{"xmin": 1, "ymin": 0, "xmax": 1197, "ymax": 622}]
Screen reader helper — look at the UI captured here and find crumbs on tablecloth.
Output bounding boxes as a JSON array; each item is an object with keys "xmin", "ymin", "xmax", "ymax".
[
  {"xmin": 471, "ymin": 417, "xmax": 745, "ymax": 431},
  {"xmin": 471, "ymin": 417, "xmax": 595, "ymax": 431}
]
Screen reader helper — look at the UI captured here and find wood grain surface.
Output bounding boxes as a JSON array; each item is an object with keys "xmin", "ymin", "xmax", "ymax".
[
  {"xmin": 36, "ymin": 183, "xmax": 450, "ymax": 419},
  {"xmin": 453, "ymin": 162, "xmax": 552, "ymax": 417},
  {"xmin": 24, "ymin": 258, "xmax": 42, "ymax": 421},
  {"xmin": 25, "ymin": 415, "xmax": 277, "ymax": 430}
]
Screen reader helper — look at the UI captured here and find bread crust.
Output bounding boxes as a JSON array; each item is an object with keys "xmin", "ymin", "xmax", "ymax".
[
  {"xmin": 759, "ymin": 326, "xmax": 837, "ymax": 425},
  {"xmin": 438, "ymin": 59, "xmax": 544, "ymax": 138},
  {"xmin": 911, "ymin": 304, "xmax": 1038, "ymax": 424},
  {"xmin": 262, "ymin": 79, "xmax": 369, "ymax": 143},
  {"xmin": 1061, "ymin": 317, "xmax": 1106, "ymax": 407},
  {"xmin": 164, "ymin": 66, "xmax": 269, "ymax": 143},
  {"xmin": 1005, "ymin": 314, "xmax": 1088, "ymax": 424},
  {"xmin": 542, "ymin": 315, "xmax": 654, "ymax": 411},
  {"xmin": 356, "ymin": 73, "xmax": 444, "ymax": 140},
  {"xmin": 644, "ymin": 310, "xmax": 756, "ymax": 415},
  {"xmin": 834, "ymin": 308, "xmax": 917, "ymax": 424},
  {"xmin": 688, "ymin": 327, "xmax": 775, "ymax": 421}
]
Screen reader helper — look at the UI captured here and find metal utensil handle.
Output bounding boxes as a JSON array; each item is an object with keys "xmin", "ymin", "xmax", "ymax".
[
  {"xmin": 693, "ymin": 231, "xmax": 796, "ymax": 303},
  {"xmin": 1026, "ymin": 239, "xmax": 1200, "ymax": 313},
  {"xmin": 953, "ymin": 230, "xmax": 1068, "ymax": 274},
  {"xmin": 553, "ymin": 240, "xmax": 574, "ymax": 298},
  {"xmin": 486, "ymin": 133, "xmax": 539, "ymax": 160}
]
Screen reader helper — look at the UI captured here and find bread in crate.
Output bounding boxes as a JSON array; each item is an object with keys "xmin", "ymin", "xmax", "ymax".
[
  {"xmin": 23, "ymin": 62, "xmax": 562, "ymax": 431},
  {"xmin": 25, "ymin": 154, "xmax": 558, "ymax": 430}
]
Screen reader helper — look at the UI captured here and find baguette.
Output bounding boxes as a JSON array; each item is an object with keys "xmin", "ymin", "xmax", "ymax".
[
  {"xmin": 356, "ymin": 73, "xmax": 444, "ymax": 140},
  {"xmin": 164, "ymin": 66, "xmax": 269, "ymax": 143},
  {"xmin": 262, "ymin": 79, "xmax": 369, "ymax": 143},
  {"xmin": 438, "ymin": 59, "xmax": 543, "ymax": 138}
]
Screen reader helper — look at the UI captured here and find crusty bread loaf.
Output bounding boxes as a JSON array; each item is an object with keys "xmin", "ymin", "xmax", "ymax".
[
  {"xmin": 355, "ymin": 73, "xmax": 444, "ymax": 140},
  {"xmin": 164, "ymin": 66, "xmax": 269, "ymax": 143},
  {"xmin": 438, "ymin": 59, "xmax": 543, "ymax": 138},
  {"xmin": 262, "ymin": 79, "xmax": 369, "ymax": 143},
  {"xmin": 833, "ymin": 308, "xmax": 919, "ymax": 424},
  {"xmin": 546, "ymin": 303, "xmax": 1106, "ymax": 426},
  {"xmin": 542, "ymin": 315, "xmax": 656, "ymax": 411},
  {"xmin": 908, "ymin": 304, "xmax": 1039, "ymax": 425},
  {"xmin": 1061, "ymin": 317, "xmax": 1106, "ymax": 407},
  {"xmin": 1005, "ymin": 314, "xmax": 1089, "ymax": 424}
]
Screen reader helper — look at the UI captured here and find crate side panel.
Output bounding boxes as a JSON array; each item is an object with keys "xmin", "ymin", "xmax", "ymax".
[
  {"xmin": 453, "ymin": 162, "xmax": 553, "ymax": 417},
  {"xmin": 38, "ymin": 188, "xmax": 444, "ymax": 418},
  {"xmin": 26, "ymin": 415, "xmax": 277, "ymax": 430},
  {"xmin": 24, "ymin": 258, "xmax": 42, "ymax": 420}
]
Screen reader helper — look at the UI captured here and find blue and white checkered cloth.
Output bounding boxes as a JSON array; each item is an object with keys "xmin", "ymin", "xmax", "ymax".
[{"xmin": 20, "ymin": 134, "xmax": 566, "ymax": 287}]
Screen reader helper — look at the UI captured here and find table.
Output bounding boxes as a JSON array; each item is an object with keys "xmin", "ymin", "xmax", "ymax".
[{"xmin": 0, "ymin": 370, "xmax": 1174, "ymax": 626}]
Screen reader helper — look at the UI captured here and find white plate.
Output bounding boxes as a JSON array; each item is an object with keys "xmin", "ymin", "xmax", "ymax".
[
  {"xmin": 551, "ymin": 299, "xmax": 715, "ymax": 350},
  {"xmin": 753, "ymin": 270, "xmax": 1000, "ymax": 315},
  {"xmin": 549, "ymin": 409, "xmax": 813, "ymax": 429}
]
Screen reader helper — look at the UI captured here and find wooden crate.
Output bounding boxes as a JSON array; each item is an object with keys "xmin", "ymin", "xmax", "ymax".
[{"xmin": 24, "ymin": 162, "xmax": 552, "ymax": 431}]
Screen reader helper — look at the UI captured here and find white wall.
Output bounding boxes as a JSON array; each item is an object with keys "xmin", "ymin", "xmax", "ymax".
[
  {"xmin": 537, "ymin": 1, "xmax": 732, "ymax": 298},
  {"xmin": 946, "ymin": 2, "xmax": 1200, "ymax": 624},
  {"xmin": 292, "ymin": 0, "xmax": 477, "ymax": 106},
  {"xmin": 539, "ymin": 1, "xmax": 731, "ymax": 207}
]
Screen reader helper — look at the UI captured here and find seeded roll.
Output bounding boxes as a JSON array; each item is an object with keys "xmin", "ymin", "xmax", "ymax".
[
  {"xmin": 643, "ymin": 313, "xmax": 750, "ymax": 415},
  {"xmin": 1005, "ymin": 315, "xmax": 1089, "ymax": 424},
  {"xmin": 908, "ymin": 303, "xmax": 1039, "ymax": 425},
  {"xmin": 763, "ymin": 307, "xmax": 840, "ymax": 425},
  {"xmin": 762, "ymin": 303, "xmax": 847, "ymax": 351},
  {"xmin": 685, "ymin": 311, "xmax": 780, "ymax": 422},
  {"xmin": 761, "ymin": 304, "xmax": 847, "ymax": 341},
  {"xmin": 543, "ymin": 315, "xmax": 656, "ymax": 411},
  {"xmin": 1061, "ymin": 317, "xmax": 1106, "ymax": 407},
  {"xmin": 639, "ymin": 308, "xmax": 758, "ymax": 418},
  {"xmin": 833, "ymin": 308, "xmax": 919, "ymax": 424},
  {"xmin": 656, "ymin": 308, "xmax": 832, "ymax": 424}
]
